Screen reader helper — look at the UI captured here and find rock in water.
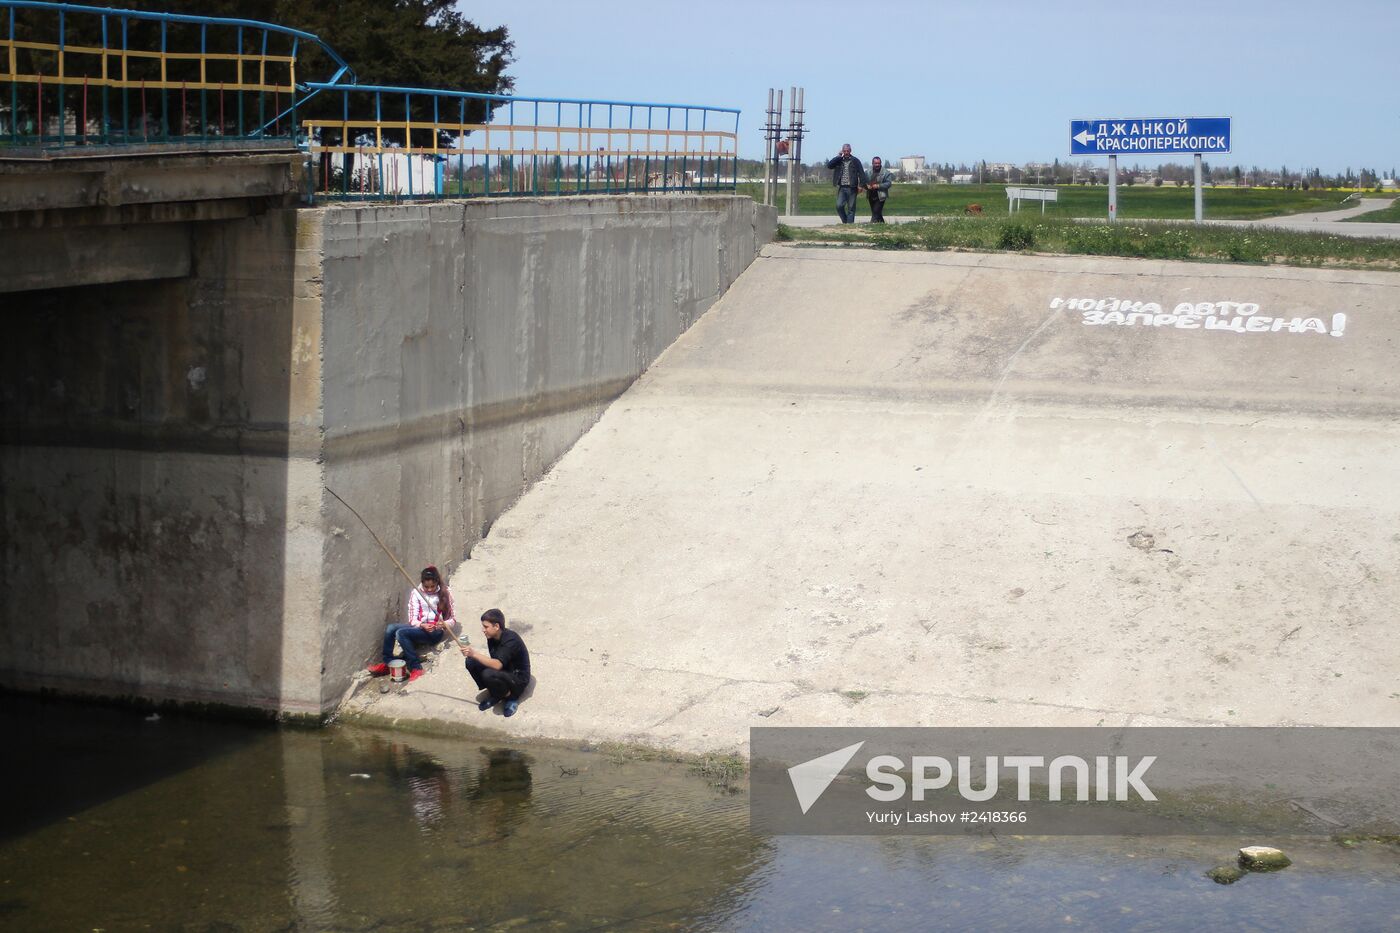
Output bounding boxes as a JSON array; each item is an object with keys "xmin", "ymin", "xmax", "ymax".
[
  {"xmin": 1206, "ymin": 865, "xmax": 1245, "ymax": 885},
  {"xmin": 1238, "ymin": 846, "xmax": 1291, "ymax": 871}
]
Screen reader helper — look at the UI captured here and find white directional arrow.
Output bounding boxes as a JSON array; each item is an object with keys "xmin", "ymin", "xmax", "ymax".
[
  {"xmin": 787, "ymin": 741, "xmax": 864, "ymax": 815},
  {"xmin": 1073, "ymin": 129, "xmax": 1096, "ymax": 147}
]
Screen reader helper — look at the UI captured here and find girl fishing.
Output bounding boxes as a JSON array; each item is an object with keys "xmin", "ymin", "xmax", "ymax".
[{"xmin": 367, "ymin": 565, "xmax": 457, "ymax": 683}]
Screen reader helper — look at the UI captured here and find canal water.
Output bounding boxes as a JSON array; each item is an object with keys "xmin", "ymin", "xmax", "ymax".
[{"xmin": 4, "ymin": 696, "xmax": 1399, "ymax": 931}]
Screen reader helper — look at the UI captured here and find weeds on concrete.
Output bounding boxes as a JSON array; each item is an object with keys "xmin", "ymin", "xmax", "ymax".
[
  {"xmin": 778, "ymin": 218, "xmax": 1400, "ymax": 271},
  {"xmin": 599, "ymin": 741, "xmax": 670, "ymax": 765},
  {"xmin": 692, "ymin": 752, "xmax": 746, "ymax": 792}
]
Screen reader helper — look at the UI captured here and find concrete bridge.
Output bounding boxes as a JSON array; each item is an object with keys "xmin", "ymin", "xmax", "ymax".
[
  {"xmin": 0, "ymin": 0, "xmax": 762, "ymax": 717},
  {"xmin": 0, "ymin": 154, "xmax": 775, "ymax": 714}
]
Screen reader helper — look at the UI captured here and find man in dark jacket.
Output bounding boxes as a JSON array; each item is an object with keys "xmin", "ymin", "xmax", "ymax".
[
  {"xmin": 825, "ymin": 143, "xmax": 867, "ymax": 224},
  {"xmin": 463, "ymin": 608, "xmax": 531, "ymax": 717},
  {"xmin": 864, "ymin": 156, "xmax": 894, "ymax": 223}
]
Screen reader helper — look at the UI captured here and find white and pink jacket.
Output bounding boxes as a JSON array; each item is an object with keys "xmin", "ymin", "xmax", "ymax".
[{"xmin": 406, "ymin": 588, "xmax": 454, "ymax": 629}]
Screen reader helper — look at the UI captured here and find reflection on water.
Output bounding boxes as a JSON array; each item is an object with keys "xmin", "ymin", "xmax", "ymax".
[{"xmin": 2, "ymin": 695, "xmax": 1399, "ymax": 931}]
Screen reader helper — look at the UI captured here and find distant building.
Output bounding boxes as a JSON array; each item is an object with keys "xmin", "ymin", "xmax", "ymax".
[
  {"xmin": 951, "ymin": 174, "xmax": 974, "ymax": 184},
  {"xmin": 1024, "ymin": 162, "xmax": 1053, "ymax": 182},
  {"xmin": 900, "ymin": 155, "xmax": 926, "ymax": 174}
]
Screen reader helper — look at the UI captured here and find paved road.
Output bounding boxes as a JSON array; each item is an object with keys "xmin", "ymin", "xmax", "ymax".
[
  {"xmin": 781, "ymin": 197, "xmax": 1400, "ymax": 239},
  {"xmin": 349, "ymin": 246, "xmax": 1400, "ymax": 754},
  {"xmin": 1210, "ymin": 197, "xmax": 1400, "ymax": 239}
]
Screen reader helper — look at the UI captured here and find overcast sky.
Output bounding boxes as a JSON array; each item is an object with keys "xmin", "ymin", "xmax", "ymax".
[{"xmin": 457, "ymin": 0, "xmax": 1396, "ymax": 174}]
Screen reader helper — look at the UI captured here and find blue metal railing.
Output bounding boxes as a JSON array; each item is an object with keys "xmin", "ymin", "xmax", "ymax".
[
  {"xmin": 1, "ymin": 0, "xmax": 352, "ymax": 150},
  {"xmin": 1, "ymin": 1, "xmax": 742, "ymax": 201},
  {"xmin": 303, "ymin": 84, "xmax": 741, "ymax": 199}
]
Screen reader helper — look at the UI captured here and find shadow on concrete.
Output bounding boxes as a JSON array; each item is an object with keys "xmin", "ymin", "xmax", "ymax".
[{"xmin": 0, "ymin": 209, "xmax": 300, "ymax": 714}]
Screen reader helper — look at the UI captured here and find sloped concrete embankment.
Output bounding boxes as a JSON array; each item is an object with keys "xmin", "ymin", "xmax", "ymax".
[{"xmin": 350, "ymin": 245, "xmax": 1400, "ymax": 754}]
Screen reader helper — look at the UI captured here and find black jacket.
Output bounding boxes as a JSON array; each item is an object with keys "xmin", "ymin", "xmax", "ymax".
[
  {"xmin": 826, "ymin": 154, "xmax": 867, "ymax": 188},
  {"xmin": 487, "ymin": 628, "xmax": 530, "ymax": 678}
]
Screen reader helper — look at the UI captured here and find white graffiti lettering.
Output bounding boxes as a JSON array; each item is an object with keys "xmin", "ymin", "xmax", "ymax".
[
  {"xmin": 1056, "ymin": 297, "xmax": 1346, "ymax": 338},
  {"xmin": 1205, "ymin": 316, "xmax": 1246, "ymax": 333}
]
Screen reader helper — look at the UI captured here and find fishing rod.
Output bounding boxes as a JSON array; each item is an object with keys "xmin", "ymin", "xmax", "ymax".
[{"xmin": 326, "ymin": 487, "xmax": 468, "ymax": 653}]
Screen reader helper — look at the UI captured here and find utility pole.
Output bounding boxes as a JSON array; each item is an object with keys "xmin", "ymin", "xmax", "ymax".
[
  {"xmin": 767, "ymin": 88, "xmax": 783, "ymax": 206},
  {"xmin": 762, "ymin": 86, "xmax": 806, "ymax": 212},
  {"xmin": 784, "ymin": 87, "xmax": 797, "ymax": 217},
  {"xmin": 767, "ymin": 88, "xmax": 778, "ymax": 205},
  {"xmin": 785, "ymin": 87, "xmax": 806, "ymax": 218}
]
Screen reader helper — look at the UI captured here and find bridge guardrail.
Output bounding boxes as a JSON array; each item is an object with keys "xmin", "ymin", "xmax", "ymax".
[
  {"xmin": 303, "ymin": 84, "xmax": 740, "ymax": 200},
  {"xmin": 2, "ymin": 2, "xmax": 740, "ymax": 200},
  {"xmin": 1, "ymin": 0, "xmax": 352, "ymax": 152}
]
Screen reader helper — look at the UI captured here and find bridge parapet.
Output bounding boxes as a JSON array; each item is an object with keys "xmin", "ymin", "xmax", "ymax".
[
  {"xmin": 0, "ymin": 148, "xmax": 301, "ymax": 216},
  {"xmin": 0, "ymin": 147, "xmax": 304, "ymax": 292}
]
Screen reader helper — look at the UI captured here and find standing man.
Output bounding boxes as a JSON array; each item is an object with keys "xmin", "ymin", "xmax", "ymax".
[
  {"xmin": 462, "ymin": 608, "xmax": 531, "ymax": 717},
  {"xmin": 865, "ymin": 156, "xmax": 893, "ymax": 223},
  {"xmin": 825, "ymin": 143, "xmax": 867, "ymax": 224}
]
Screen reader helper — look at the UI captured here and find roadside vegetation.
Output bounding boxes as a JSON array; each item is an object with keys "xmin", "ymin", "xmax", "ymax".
[
  {"xmin": 741, "ymin": 182, "xmax": 1357, "ymax": 221},
  {"xmin": 775, "ymin": 216, "xmax": 1400, "ymax": 271}
]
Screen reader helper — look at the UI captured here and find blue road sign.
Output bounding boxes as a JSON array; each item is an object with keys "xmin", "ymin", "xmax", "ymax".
[{"xmin": 1070, "ymin": 117, "xmax": 1231, "ymax": 156}]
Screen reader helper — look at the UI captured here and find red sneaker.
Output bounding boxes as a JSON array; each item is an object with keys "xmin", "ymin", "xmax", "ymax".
[
  {"xmin": 408, "ymin": 668, "xmax": 426, "ymax": 683},
  {"xmin": 366, "ymin": 663, "xmax": 390, "ymax": 677}
]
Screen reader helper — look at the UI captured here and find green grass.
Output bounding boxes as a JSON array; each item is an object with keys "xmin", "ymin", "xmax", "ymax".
[
  {"xmin": 691, "ymin": 753, "xmax": 746, "ymax": 792},
  {"xmin": 742, "ymin": 182, "xmax": 1358, "ymax": 221},
  {"xmin": 777, "ymin": 216, "xmax": 1400, "ymax": 271},
  {"xmin": 1341, "ymin": 198, "xmax": 1400, "ymax": 222}
]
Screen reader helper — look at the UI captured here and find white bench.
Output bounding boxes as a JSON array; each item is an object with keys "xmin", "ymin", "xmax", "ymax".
[{"xmin": 1006, "ymin": 186, "xmax": 1059, "ymax": 214}]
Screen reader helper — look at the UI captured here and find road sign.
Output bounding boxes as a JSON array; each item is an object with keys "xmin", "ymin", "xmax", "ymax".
[{"xmin": 1070, "ymin": 117, "xmax": 1231, "ymax": 156}]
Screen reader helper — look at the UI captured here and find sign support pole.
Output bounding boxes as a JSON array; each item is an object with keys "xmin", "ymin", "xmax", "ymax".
[
  {"xmin": 1193, "ymin": 153, "xmax": 1203, "ymax": 224},
  {"xmin": 1071, "ymin": 118, "xmax": 1230, "ymax": 225},
  {"xmin": 1108, "ymin": 154, "xmax": 1117, "ymax": 223}
]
